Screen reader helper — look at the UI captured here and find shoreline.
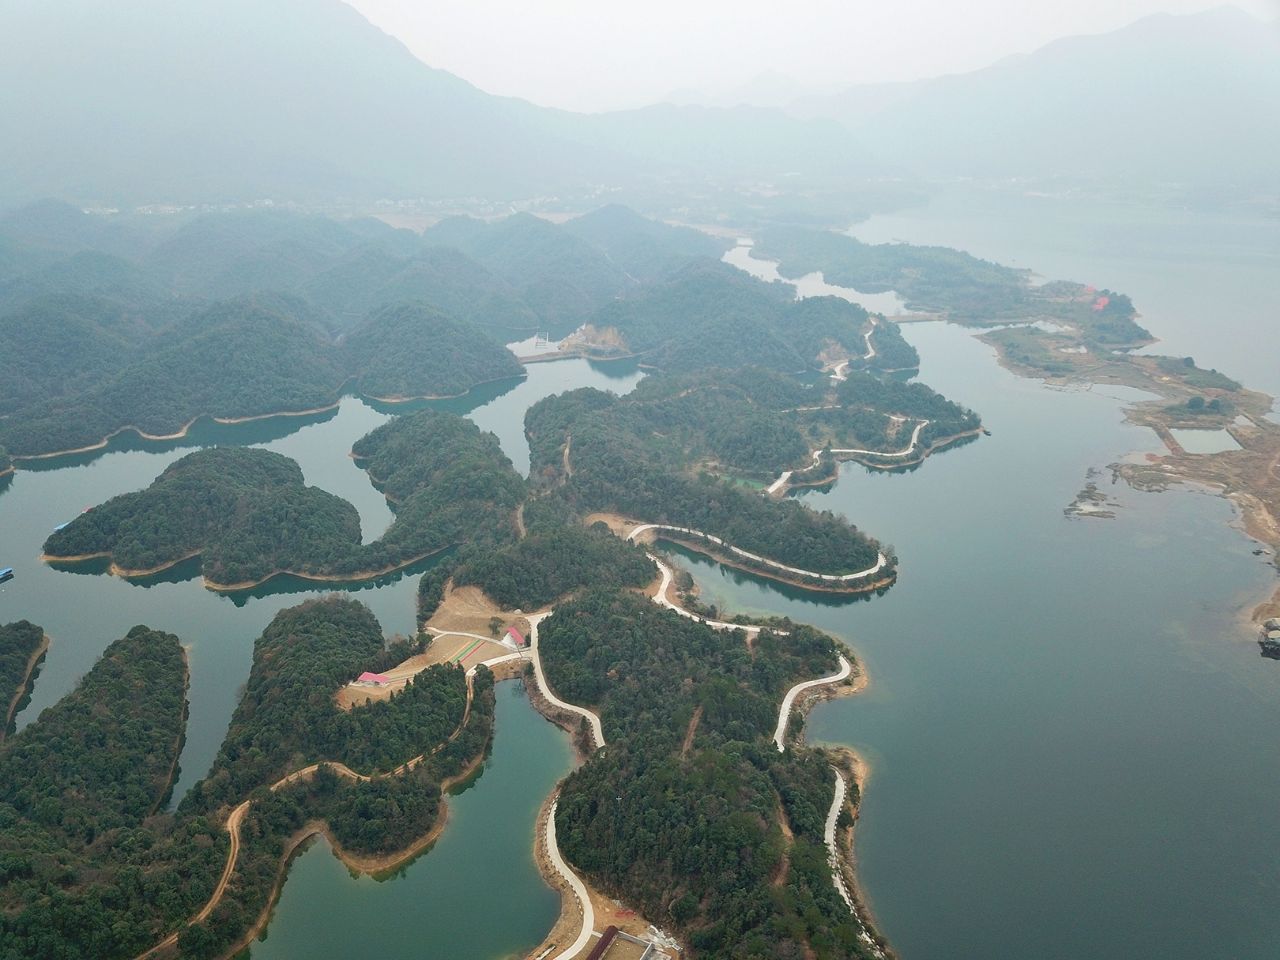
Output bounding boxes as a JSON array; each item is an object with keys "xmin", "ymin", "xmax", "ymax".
[
  {"xmin": 791, "ymin": 654, "xmax": 894, "ymax": 959},
  {"xmin": 7, "ymin": 368, "xmax": 531, "ymax": 464},
  {"xmin": 42, "ymin": 547, "xmax": 445, "ymax": 592},
  {"xmin": 361, "ymin": 370, "xmax": 529, "ymax": 403},
  {"xmin": 651, "ymin": 532, "xmax": 896, "ymax": 595},
  {"xmin": 8, "ymin": 402, "xmax": 342, "ymax": 463},
  {"xmin": 981, "ymin": 330, "xmax": 1280, "ymax": 631},
  {"xmin": 2, "ymin": 633, "xmax": 50, "ymax": 743}
]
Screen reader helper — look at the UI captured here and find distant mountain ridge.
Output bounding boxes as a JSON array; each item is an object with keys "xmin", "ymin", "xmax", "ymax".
[
  {"xmin": 788, "ymin": 6, "xmax": 1280, "ymax": 189},
  {"xmin": 0, "ymin": 0, "xmax": 870, "ymax": 206}
]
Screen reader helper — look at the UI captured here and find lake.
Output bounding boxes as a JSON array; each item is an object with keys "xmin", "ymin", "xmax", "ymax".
[
  {"xmin": 4, "ymin": 193, "xmax": 1278, "ymax": 959},
  {"xmin": 0, "ymin": 354, "xmax": 638, "ymax": 846},
  {"xmin": 698, "ymin": 199, "xmax": 1280, "ymax": 960}
]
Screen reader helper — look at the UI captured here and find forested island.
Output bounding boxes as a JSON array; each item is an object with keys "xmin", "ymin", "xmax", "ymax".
[{"xmin": 43, "ymin": 410, "xmax": 524, "ymax": 589}]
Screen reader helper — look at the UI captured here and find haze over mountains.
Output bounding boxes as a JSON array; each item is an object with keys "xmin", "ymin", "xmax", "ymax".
[
  {"xmin": 789, "ymin": 6, "xmax": 1280, "ymax": 190},
  {"xmin": 0, "ymin": 1, "xmax": 1274, "ymax": 208},
  {"xmin": 0, "ymin": 0, "xmax": 867, "ymax": 206}
]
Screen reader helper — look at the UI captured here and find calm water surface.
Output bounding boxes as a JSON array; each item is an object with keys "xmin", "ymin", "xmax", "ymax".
[
  {"xmin": 251, "ymin": 683, "xmax": 571, "ymax": 960},
  {"xmin": 668, "ymin": 313, "xmax": 1279, "ymax": 958},
  {"xmin": 853, "ymin": 188, "xmax": 1280, "ymax": 398},
  {"xmin": 0, "ymin": 356, "xmax": 638, "ymax": 812}
]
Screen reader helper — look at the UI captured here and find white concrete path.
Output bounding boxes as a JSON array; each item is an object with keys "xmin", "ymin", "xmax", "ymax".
[
  {"xmin": 628, "ymin": 523, "xmax": 887, "ymax": 584},
  {"xmin": 545, "ymin": 797, "xmax": 596, "ymax": 960},
  {"xmin": 767, "ymin": 418, "xmax": 929, "ymax": 496},
  {"xmin": 529, "ymin": 612, "xmax": 606, "ymax": 750},
  {"xmin": 773, "ymin": 654, "xmax": 851, "ymax": 751}
]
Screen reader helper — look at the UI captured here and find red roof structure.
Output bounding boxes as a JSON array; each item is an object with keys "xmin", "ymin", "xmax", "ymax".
[
  {"xmin": 357, "ymin": 671, "xmax": 390, "ymax": 685},
  {"xmin": 506, "ymin": 626, "xmax": 527, "ymax": 647}
]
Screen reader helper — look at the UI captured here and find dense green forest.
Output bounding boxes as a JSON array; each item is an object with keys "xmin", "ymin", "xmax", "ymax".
[
  {"xmin": 44, "ymin": 411, "xmax": 524, "ymax": 586},
  {"xmin": 756, "ymin": 228, "xmax": 1152, "ymax": 345},
  {"xmin": 863, "ymin": 317, "xmax": 920, "ymax": 371},
  {"xmin": 0, "ymin": 296, "xmax": 348, "ymax": 456},
  {"xmin": 423, "ymin": 212, "xmax": 634, "ymax": 336},
  {"xmin": 560, "ymin": 204, "xmax": 732, "ymax": 282},
  {"xmin": 451, "ymin": 522, "xmax": 656, "ymax": 610},
  {"xmin": 344, "ymin": 301, "xmax": 523, "ymax": 399},
  {"xmin": 0, "ymin": 620, "xmax": 45, "ymax": 736},
  {"xmin": 0, "ymin": 626, "xmax": 228, "ymax": 960},
  {"xmin": 543, "ymin": 590, "xmax": 878, "ymax": 959},
  {"xmin": 586, "ymin": 260, "xmax": 880, "ymax": 374},
  {"xmin": 0, "ymin": 445, "xmax": 9, "ymax": 475},
  {"xmin": 175, "ymin": 599, "xmax": 497, "ymax": 960},
  {"xmin": 526, "ymin": 385, "xmax": 890, "ymax": 580},
  {"xmin": 184, "ymin": 597, "xmax": 468, "ymax": 811},
  {"xmin": 0, "ymin": 202, "xmax": 745, "ymax": 457}
]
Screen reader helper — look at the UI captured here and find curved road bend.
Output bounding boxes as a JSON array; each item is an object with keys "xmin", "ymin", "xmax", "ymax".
[
  {"xmin": 628, "ymin": 523, "xmax": 888, "ymax": 583},
  {"xmin": 544, "ymin": 797, "xmax": 596, "ymax": 960},
  {"xmin": 528, "ymin": 612, "xmax": 606, "ymax": 751},
  {"xmin": 768, "ymin": 418, "xmax": 929, "ymax": 496},
  {"xmin": 773, "ymin": 654, "xmax": 851, "ymax": 752}
]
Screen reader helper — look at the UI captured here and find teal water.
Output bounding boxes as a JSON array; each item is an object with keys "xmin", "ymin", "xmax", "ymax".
[
  {"xmin": 250, "ymin": 682, "xmax": 572, "ymax": 960},
  {"xmin": 667, "ymin": 319, "xmax": 1280, "ymax": 960},
  {"xmin": 0, "ymin": 357, "xmax": 640, "ymax": 805}
]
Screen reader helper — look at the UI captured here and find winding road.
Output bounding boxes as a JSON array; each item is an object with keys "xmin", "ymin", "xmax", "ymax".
[
  {"xmin": 773, "ymin": 654, "xmax": 852, "ymax": 751},
  {"xmin": 767, "ymin": 418, "xmax": 931, "ymax": 495},
  {"xmin": 543, "ymin": 798, "xmax": 596, "ymax": 960},
  {"xmin": 627, "ymin": 523, "xmax": 888, "ymax": 584},
  {"xmin": 529, "ymin": 612, "xmax": 605, "ymax": 750},
  {"xmin": 825, "ymin": 768, "xmax": 885, "ymax": 958},
  {"xmin": 132, "ymin": 661, "xmax": 501, "ymax": 960}
]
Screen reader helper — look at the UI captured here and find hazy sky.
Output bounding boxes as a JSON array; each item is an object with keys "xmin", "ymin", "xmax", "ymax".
[{"xmin": 345, "ymin": 0, "xmax": 1278, "ymax": 112}]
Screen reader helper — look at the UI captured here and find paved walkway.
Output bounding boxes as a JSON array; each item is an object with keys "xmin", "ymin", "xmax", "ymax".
[{"xmin": 773, "ymin": 655, "xmax": 851, "ymax": 751}]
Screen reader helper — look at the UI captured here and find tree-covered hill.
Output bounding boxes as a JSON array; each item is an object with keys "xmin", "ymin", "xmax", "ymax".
[
  {"xmin": 0, "ymin": 296, "xmax": 347, "ymax": 456},
  {"xmin": 423, "ymin": 213, "xmax": 635, "ymax": 336},
  {"xmin": 451, "ymin": 522, "xmax": 656, "ymax": 611},
  {"xmin": 560, "ymin": 204, "xmax": 732, "ymax": 282},
  {"xmin": 756, "ymin": 226, "xmax": 1152, "ymax": 344},
  {"xmin": 45, "ymin": 413, "xmax": 524, "ymax": 587},
  {"xmin": 584, "ymin": 260, "xmax": 885, "ymax": 375},
  {"xmin": 185, "ymin": 597, "xmax": 468, "ymax": 810},
  {"xmin": 526, "ymin": 385, "xmax": 890, "ymax": 582},
  {"xmin": 544, "ymin": 590, "xmax": 879, "ymax": 959},
  {"xmin": 0, "ymin": 293, "xmax": 164, "ymax": 417},
  {"xmin": 344, "ymin": 301, "xmax": 523, "ymax": 400},
  {"xmin": 1, "ymin": 620, "xmax": 45, "ymax": 735},
  {"xmin": 303, "ymin": 243, "xmax": 539, "ymax": 336},
  {"xmin": 0, "ymin": 625, "xmax": 226, "ymax": 960},
  {"xmin": 174, "ymin": 598, "xmax": 497, "ymax": 958}
]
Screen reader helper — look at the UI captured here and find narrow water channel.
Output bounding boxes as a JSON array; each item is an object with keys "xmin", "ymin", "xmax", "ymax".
[
  {"xmin": 0, "ymin": 356, "xmax": 640, "ymax": 808},
  {"xmin": 250, "ymin": 682, "xmax": 572, "ymax": 960}
]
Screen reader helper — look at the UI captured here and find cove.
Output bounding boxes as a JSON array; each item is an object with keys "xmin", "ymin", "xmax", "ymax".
[{"xmin": 248, "ymin": 682, "xmax": 573, "ymax": 960}]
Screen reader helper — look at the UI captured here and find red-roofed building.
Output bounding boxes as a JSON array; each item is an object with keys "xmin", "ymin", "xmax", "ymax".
[
  {"xmin": 506, "ymin": 626, "xmax": 526, "ymax": 647},
  {"xmin": 356, "ymin": 671, "xmax": 390, "ymax": 686}
]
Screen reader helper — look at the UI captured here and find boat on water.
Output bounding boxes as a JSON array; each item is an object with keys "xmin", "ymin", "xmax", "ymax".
[{"xmin": 0, "ymin": 567, "xmax": 13, "ymax": 583}]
